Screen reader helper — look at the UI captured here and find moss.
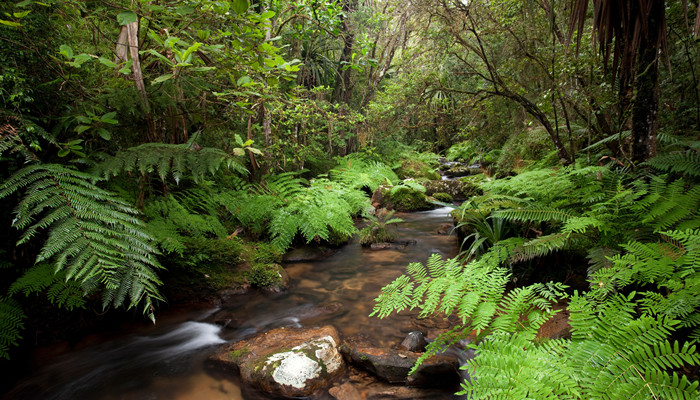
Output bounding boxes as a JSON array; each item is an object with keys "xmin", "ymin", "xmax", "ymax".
[
  {"xmin": 432, "ymin": 192, "xmax": 453, "ymax": 203},
  {"xmin": 389, "ymin": 186, "xmax": 431, "ymax": 211},
  {"xmin": 243, "ymin": 241, "xmax": 283, "ymax": 265},
  {"xmin": 248, "ymin": 263, "xmax": 283, "ymax": 288},
  {"xmin": 229, "ymin": 346, "xmax": 251, "ymax": 360}
]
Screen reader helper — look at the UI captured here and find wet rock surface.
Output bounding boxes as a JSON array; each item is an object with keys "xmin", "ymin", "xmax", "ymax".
[
  {"xmin": 340, "ymin": 335, "xmax": 461, "ymax": 388},
  {"xmin": 208, "ymin": 325, "xmax": 344, "ymax": 398},
  {"xmin": 400, "ymin": 331, "xmax": 428, "ymax": 352}
]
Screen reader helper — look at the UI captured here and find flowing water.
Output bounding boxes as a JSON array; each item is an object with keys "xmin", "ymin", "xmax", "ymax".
[{"xmin": 6, "ymin": 207, "xmax": 460, "ymax": 400}]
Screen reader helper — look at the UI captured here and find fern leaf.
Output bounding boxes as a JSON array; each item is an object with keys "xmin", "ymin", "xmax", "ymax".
[
  {"xmin": 0, "ymin": 297, "xmax": 25, "ymax": 359},
  {"xmin": 0, "ymin": 164, "xmax": 163, "ymax": 321}
]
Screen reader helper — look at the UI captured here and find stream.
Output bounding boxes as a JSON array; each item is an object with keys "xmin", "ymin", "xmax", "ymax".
[{"xmin": 5, "ymin": 207, "xmax": 460, "ymax": 400}]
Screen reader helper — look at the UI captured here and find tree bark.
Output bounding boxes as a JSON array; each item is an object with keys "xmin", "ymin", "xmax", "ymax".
[{"xmin": 631, "ymin": 0, "xmax": 662, "ymax": 163}]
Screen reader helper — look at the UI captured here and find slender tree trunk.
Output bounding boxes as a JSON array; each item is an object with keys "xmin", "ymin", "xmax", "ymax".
[{"xmin": 337, "ymin": 0, "xmax": 357, "ymax": 104}]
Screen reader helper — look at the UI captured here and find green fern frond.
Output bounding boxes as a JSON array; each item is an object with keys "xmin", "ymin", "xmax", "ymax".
[
  {"xmin": 493, "ymin": 206, "xmax": 577, "ymax": 222},
  {"xmin": 93, "ymin": 143, "xmax": 247, "ymax": 184},
  {"xmin": 9, "ymin": 262, "xmax": 86, "ymax": 310},
  {"xmin": 645, "ymin": 150, "xmax": 700, "ymax": 178},
  {"xmin": 0, "ymin": 164, "xmax": 163, "ymax": 321},
  {"xmin": 0, "ymin": 297, "xmax": 25, "ymax": 360},
  {"xmin": 330, "ymin": 157, "xmax": 398, "ymax": 191}
]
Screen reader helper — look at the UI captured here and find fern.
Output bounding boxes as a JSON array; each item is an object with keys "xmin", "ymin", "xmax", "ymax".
[
  {"xmin": 9, "ymin": 263, "xmax": 86, "ymax": 310},
  {"xmin": 0, "ymin": 297, "xmax": 25, "ymax": 359},
  {"xmin": 268, "ymin": 178, "xmax": 369, "ymax": 250},
  {"xmin": 0, "ymin": 164, "xmax": 163, "ymax": 321},
  {"xmin": 330, "ymin": 156, "xmax": 399, "ymax": 191},
  {"xmin": 645, "ymin": 150, "xmax": 700, "ymax": 178},
  {"xmin": 458, "ymin": 293, "xmax": 700, "ymax": 399},
  {"xmin": 144, "ymin": 191, "xmax": 227, "ymax": 254},
  {"xmin": 93, "ymin": 142, "xmax": 247, "ymax": 184}
]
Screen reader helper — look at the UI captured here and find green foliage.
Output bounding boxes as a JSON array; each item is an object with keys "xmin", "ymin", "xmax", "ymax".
[
  {"xmin": 330, "ymin": 156, "xmax": 399, "ymax": 192},
  {"xmin": 0, "ymin": 164, "xmax": 163, "ymax": 321},
  {"xmin": 359, "ymin": 208, "xmax": 403, "ymax": 246},
  {"xmin": 394, "ymin": 158, "xmax": 440, "ymax": 180},
  {"xmin": 461, "ymin": 294, "xmax": 700, "ymax": 399},
  {"xmin": 0, "ymin": 297, "xmax": 25, "ymax": 360},
  {"xmin": 446, "ymin": 141, "xmax": 480, "ymax": 162},
  {"xmin": 371, "ymin": 253, "xmax": 566, "ymax": 371},
  {"xmin": 93, "ymin": 142, "xmax": 248, "ymax": 184},
  {"xmin": 591, "ymin": 229, "xmax": 700, "ymax": 341},
  {"xmin": 645, "ymin": 150, "xmax": 700, "ymax": 178},
  {"xmin": 9, "ymin": 263, "xmax": 86, "ymax": 311},
  {"xmin": 269, "ymin": 178, "xmax": 367, "ymax": 250},
  {"xmin": 144, "ymin": 189, "xmax": 228, "ymax": 255},
  {"xmin": 248, "ymin": 264, "xmax": 282, "ymax": 288}
]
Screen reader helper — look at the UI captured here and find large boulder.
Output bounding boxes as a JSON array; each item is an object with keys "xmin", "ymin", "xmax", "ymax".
[
  {"xmin": 209, "ymin": 326, "xmax": 344, "ymax": 398},
  {"xmin": 340, "ymin": 338, "xmax": 461, "ymax": 387}
]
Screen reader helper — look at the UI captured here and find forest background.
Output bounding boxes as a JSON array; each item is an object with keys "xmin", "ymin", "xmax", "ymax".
[{"xmin": 1, "ymin": 0, "xmax": 700, "ymax": 398}]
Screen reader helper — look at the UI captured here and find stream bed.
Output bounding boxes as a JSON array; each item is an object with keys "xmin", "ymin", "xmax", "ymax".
[{"xmin": 6, "ymin": 207, "xmax": 460, "ymax": 400}]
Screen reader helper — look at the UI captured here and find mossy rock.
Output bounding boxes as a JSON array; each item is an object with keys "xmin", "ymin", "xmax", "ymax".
[
  {"xmin": 248, "ymin": 263, "xmax": 289, "ymax": 293},
  {"xmin": 432, "ymin": 192, "xmax": 453, "ymax": 203},
  {"xmin": 388, "ymin": 186, "xmax": 432, "ymax": 211},
  {"xmin": 395, "ymin": 159, "xmax": 440, "ymax": 181}
]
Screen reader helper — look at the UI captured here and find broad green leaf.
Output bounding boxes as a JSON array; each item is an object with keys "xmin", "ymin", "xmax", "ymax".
[
  {"xmin": 175, "ymin": 6, "xmax": 194, "ymax": 15},
  {"xmin": 13, "ymin": 10, "xmax": 31, "ymax": 18},
  {"xmin": 57, "ymin": 148, "xmax": 70, "ymax": 157},
  {"xmin": 75, "ymin": 115, "xmax": 92, "ymax": 124},
  {"xmin": 97, "ymin": 128, "xmax": 111, "ymax": 140},
  {"xmin": 181, "ymin": 42, "xmax": 201, "ymax": 63},
  {"xmin": 74, "ymin": 125, "xmax": 91, "ymax": 135},
  {"xmin": 230, "ymin": 0, "xmax": 249, "ymax": 14},
  {"xmin": 151, "ymin": 74, "xmax": 173, "ymax": 84},
  {"xmin": 100, "ymin": 112, "xmax": 118, "ymax": 124},
  {"xmin": 237, "ymin": 76, "xmax": 252, "ymax": 87},
  {"xmin": 260, "ymin": 10, "xmax": 275, "ymax": 19},
  {"xmin": 0, "ymin": 19, "xmax": 21, "ymax": 28},
  {"xmin": 59, "ymin": 44, "xmax": 73, "ymax": 59},
  {"xmin": 233, "ymin": 148, "xmax": 245, "ymax": 156},
  {"xmin": 247, "ymin": 147, "xmax": 263, "ymax": 155},
  {"xmin": 117, "ymin": 11, "xmax": 137, "ymax": 26},
  {"xmin": 98, "ymin": 57, "xmax": 117, "ymax": 68},
  {"xmin": 16, "ymin": 1, "xmax": 34, "ymax": 7}
]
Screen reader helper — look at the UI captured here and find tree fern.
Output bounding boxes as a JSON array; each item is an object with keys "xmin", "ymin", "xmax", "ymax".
[
  {"xmin": 0, "ymin": 164, "xmax": 163, "ymax": 321},
  {"xmin": 93, "ymin": 142, "xmax": 247, "ymax": 184}
]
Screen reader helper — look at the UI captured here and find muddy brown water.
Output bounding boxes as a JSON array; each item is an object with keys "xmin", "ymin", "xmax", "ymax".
[{"xmin": 5, "ymin": 207, "xmax": 461, "ymax": 399}]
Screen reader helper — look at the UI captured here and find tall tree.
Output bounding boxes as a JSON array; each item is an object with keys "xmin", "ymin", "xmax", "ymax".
[{"xmin": 570, "ymin": 0, "xmax": 668, "ymax": 163}]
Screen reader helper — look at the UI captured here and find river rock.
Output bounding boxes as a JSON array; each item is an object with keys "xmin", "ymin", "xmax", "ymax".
[
  {"xmin": 340, "ymin": 341, "xmax": 460, "ymax": 387},
  {"xmin": 209, "ymin": 325, "xmax": 344, "ymax": 398},
  {"xmin": 436, "ymin": 223, "xmax": 453, "ymax": 235},
  {"xmin": 400, "ymin": 331, "xmax": 428, "ymax": 352},
  {"xmin": 261, "ymin": 263, "xmax": 290, "ymax": 294}
]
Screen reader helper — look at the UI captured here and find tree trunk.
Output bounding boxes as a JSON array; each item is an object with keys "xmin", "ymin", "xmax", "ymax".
[
  {"xmin": 631, "ymin": 0, "xmax": 662, "ymax": 163},
  {"xmin": 336, "ymin": 0, "xmax": 357, "ymax": 104}
]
